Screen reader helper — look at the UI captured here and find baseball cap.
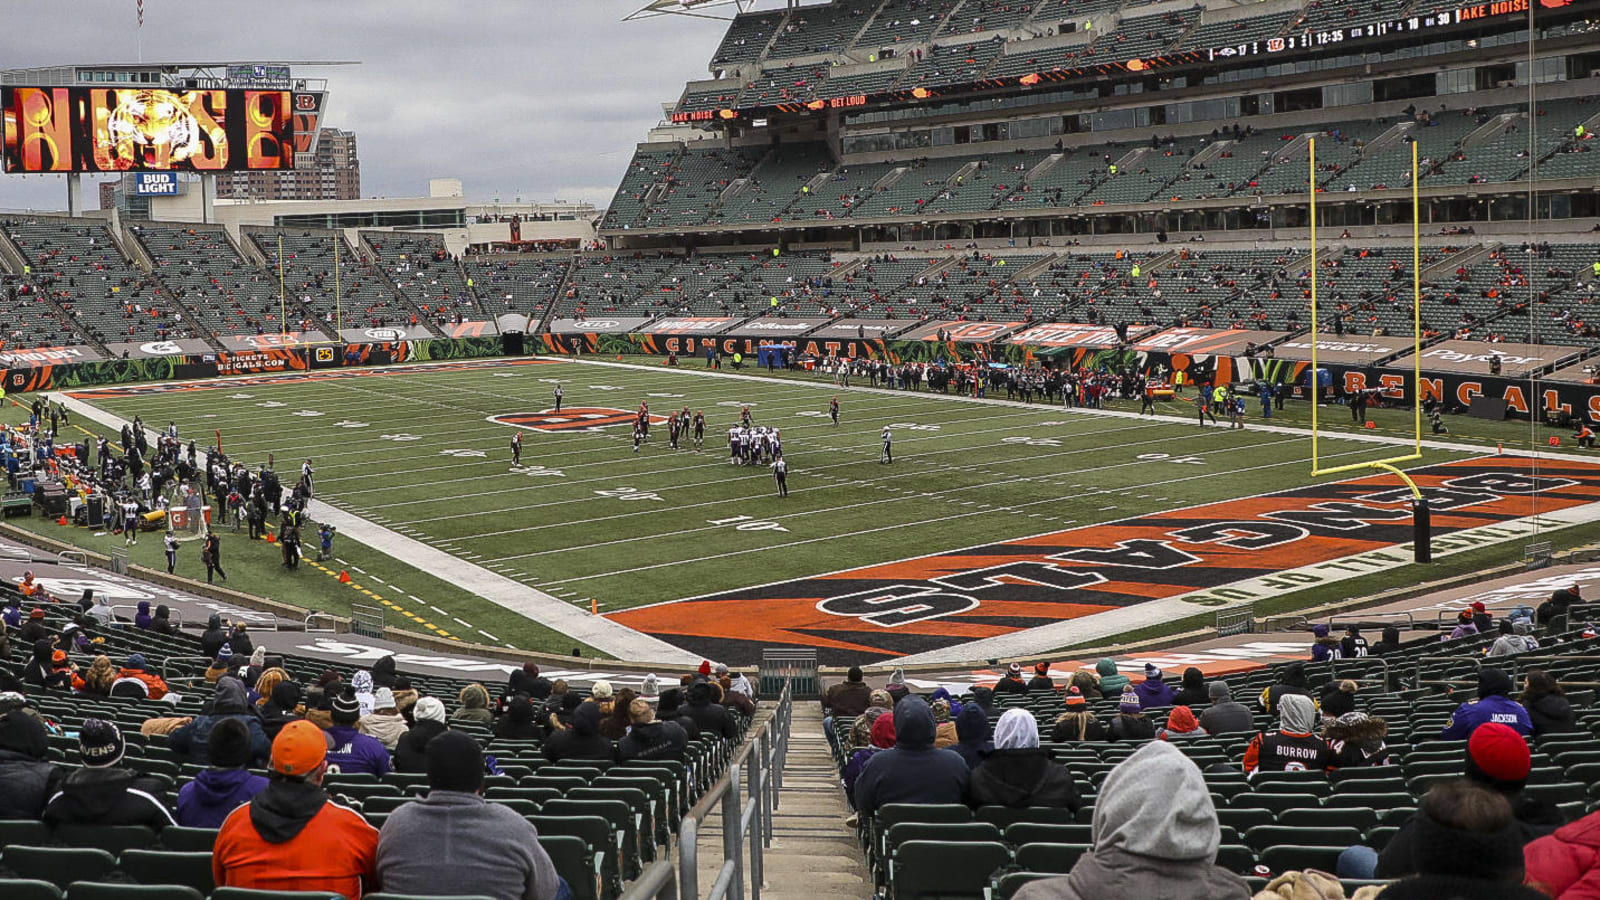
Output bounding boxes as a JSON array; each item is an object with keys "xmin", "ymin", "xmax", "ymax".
[{"xmin": 271, "ymin": 719, "xmax": 331, "ymax": 776}]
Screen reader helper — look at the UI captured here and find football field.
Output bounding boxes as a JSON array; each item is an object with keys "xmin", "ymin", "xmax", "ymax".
[{"xmin": 63, "ymin": 357, "xmax": 1600, "ymax": 664}]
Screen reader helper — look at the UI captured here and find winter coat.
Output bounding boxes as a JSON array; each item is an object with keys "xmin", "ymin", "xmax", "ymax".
[
  {"xmin": 1439, "ymin": 693, "xmax": 1533, "ymax": 740},
  {"xmin": 1172, "ymin": 668, "xmax": 1208, "ymax": 708},
  {"xmin": 0, "ymin": 710, "xmax": 60, "ymax": 819},
  {"xmin": 1095, "ymin": 659, "xmax": 1129, "ymax": 694},
  {"xmin": 1133, "ymin": 677, "xmax": 1176, "ymax": 710},
  {"xmin": 853, "ymin": 698, "xmax": 971, "ymax": 815},
  {"xmin": 199, "ymin": 616, "xmax": 227, "ymax": 660},
  {"xmin": 1011, "ymin": 742, "xmax": 1248, "ymax": 900},
  {"xmin": 43, "ymin": 766, "xmax": 176, "ymax": 830},
  {"xmin": 213, "ymin": 779, "xmax": 378, "ymax": 899},
  {"xmin": 168, "ymin": 679, "xmax": 272, "ymax": 767},
  {"xmin": 618, "ymin": 720, "xmax": 688, "ymax": 762},
  {"xmin": 1106, "ymin": 714, "xmax": 1154, "ymax": 742},
  {"xmin": 1322, "ymin": 715, "xmax": 1392, "ymax": 768},
  {"xmin": 177, "ymin": 768, "xmax": 270, "ymax": 828},
  {"xmin": 324, "ymin": 725, "xmax": 393, "ymax": 776},
  {"xmin": 821, "ymin": 680, "xmax": 872, "ymax": 718},
  {"xmin": 1525, "ymin": 809, "xmax": 1600, "ymax": 899},
  {"xmin": 134, "ymin": 601, "xmax": 153, "ymax": 630},
  {"xmin": 1377, "ymin": 791, "xmax": 1565, "ymax": 878},
  {"xmin": 1198, "ymin": 700, "xmax": 1256, "ymax": 735},
  {"xmin": 967, "ymin": 749, "xmax": 1081, "ymax": 810},
  {"xmin": 542, "ymin": 703, "xmax": 615, "ymax": 763},
  {"xmin": 1049, "ymin": 713, "xmax": 1108, "ymax": 744},
  {"xmin": 952, "ymin": 705, "xmax": 993, "ymax": 769},
  {"xmin": 392, "ymin": 720, "xmax": 449, "ymax": 773},
  {"xmin": 358, "ymin": 712, "xmax": 409, "ymax": 751},
  {"xmin": 684, "ymin": 684, "xmax": 739, "ymax": 740},
  {"xmin": 1527, "ymin": 693, "xmax": 1578, "ymax": 736},
  {"xmin": 992, "ymin": 675, "xmax": 1028, "ymax": 696}
]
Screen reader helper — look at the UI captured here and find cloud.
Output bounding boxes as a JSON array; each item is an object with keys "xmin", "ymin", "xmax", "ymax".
[{"xmin": 0, "ymin": 0, "xmax": 730, "ymax": 211}]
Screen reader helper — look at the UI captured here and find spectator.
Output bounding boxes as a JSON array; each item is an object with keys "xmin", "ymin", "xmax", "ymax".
[
  {"xmin": 1470, "ymin": 601, "xmax": 1494, "ymax": 635},
  {"xmin": 1259, "ymin": 662, "xmax": 1310, "ymax": 713},
  {"xmin": 496, "ymin": 696, "xmax": 544, "ymax": 741},
  {"xmin": 149, "ymin": 604, "xmax": 176, "ymax": 636},
  {"xmin": 1524, "ymin": 799, "xmax": 1600, "ymax": 897},
  {"xmin": 952, "ymin": 702, "xmax": 993, "ymax": 768},
  {"xmin": 359, "ymin": 687, "xmax": 408, "ymax": 750},
  {"xmin": 253, "ymin": 667, "xmax": 290, "ymax": 707},
  {"xmin": 684, "ymin": 681, "xmax": 739, "ymax": 741},
  {"xmin": 542, "ymin": 701, "xmax": 615, "ymax": 763},
  {"xmin": 370, "ymin": 655, "xmax": 397, "ymax": 690},
  {"xmin": 1172, "ymin": 667, "xmax": 1208, "ymax": 707},
  {"xmin": 590, "ymin": 681, "xmax": 615, "ymax": 716},
  {"xmin": 1069, "ymin": 669, "xmax": 1101, "ymax": 701},
  {"xmin": 133, "ymin": 601, "xmax": 154, "ymax": 630},
  {"xmin": 352, "ymin": 670, "xmax": 376, "ymax": 716},
  {"xmin": 968, "ymin": 708, "xmax": 1080, "ymax": 810},
  {"xmin": 1012, "ymin": 741, "xmax": 1249, "ymax": 900},
  {"xmin": 1341, "ymin": 624, "xmax": 1370, "ymax": 658},
  {"xmin": 44, "ymin": 719, "xmax": 175, "ymax": 830},
  {"xmin": 1050, "ymin": 686, "xmax": 1108, "ymax": 743},
  {"xmin": 1322, "ymin": 711, "xmax": 1392, "ymax": 768},
  {"xmin": 1027, "ymin": 662, "xmax": 1055, "ymax": 692},
  {"xmin": 260, "ymin": 680, "xmax": 304, "ymax": 739},
  {"xmin": 1095, "ymin": 658, "xmax": 1129, "ymax": 694},
  {"xmin": 600, "ymin": 687, "xmax": 639, "ymax": 740},
  {"xmin": 1440, "ymin": 668, "xmax": 1532, "ymax": 740},
  {"xmin": 1158, "ymin": 706, "xmax": 1206, "ymax": 741},
  {"xmin": 1134, "ymin": 664, "xmax": 1176, "ymax": 709},
  {"xmin": 169, "ymin": 676, "xmax": 272, "ymax": 767},
  {"xmin": 993, "ymin": 662, "xmax": 1028, "ymax": 695},
  {"xmin": 1521, "ymin": 669, "xmax": 1577, "ymax": 736},
  {"xmin": 1107, "ymin": 686, "xmax": 1155, "ymax": 741},
  {"xmin": 377, "ymin": 731, "xmax": 568, "ymax": 900},
  {"xmin": 505, "ymin": 662, "xmax": 552, "ymax": 702},
  {"xmin": 1371, "ymin": 625, "xmax": 1403, "ymax": 656},
  {"xmin": 842, "ymin": 708, "xmax": 893, "ymax": 808},
  {"xmin": 393, "ymin": 696, "xmax": 449, "ymax": 772},
  {"xmin": 966, "ymin": 686, "xmax": 995, "ymax": 717},
  {"xmin": 199, "ymin": 614, "xmax": 227, "ymax": 660},
  {"xmin": 112, "ymin": 653, "xmax": 169, "ymax": 699},
  {"xmin": 618, "ymin": 697, "xmax": 687, "ymax": 762},
  {"xmin": 822, "ymin": 666, "xmax": 872, "ymax": 723},
  {"xmin": 1374, "ymin": 780, "xmax": 1546, "ymax": 900},
  {"xmin": 1243, "ymin": 694, "xmax": 1333, "ymax": 778},
  {"xmin": 931, "ymin": 698, "xmax": 958, "ymax": 748},
  {"xmin": 213, "ymin": 719, "xmax": 379, "ymax": 898},
  {"xmin": 1310, "ymin": 624, "xmax": 1343, "ymax": 661},
  {"xmin": 1538, "ymin": 584, "xmax": 1580, "ymax": 630},
  {"xmin": 324, "ymin": 686, "xmax": 392, "ymax": 776},
  {"xmin": 1450, "ymin": 610, "xmax": 1481, "ymax": 640},
  {"xmin": 177, "ymin": 718, "xmax": 270, "ymax": 828},
  {"xmin": 884, "ymin": 668, "xmax": 911, "ymax": 705},
  {"xmin": 1355, "ymin": 722, "xmax": 1563, "ymax": 879},
  {"xmin": 1319, "ymin": 679, "xmax": 1359, "ymax": 725},
  {"xmin": 0, "ymin": 706, "xmax": 60, "ymax": 818},
  {"xmin": 657, "ymin": 688, "xmax": 699, "ymax": 741},
  {"xmin": 1199, "ymin": 681, "xmax": 1254, "ymax": 734},
  {"xmin": 73, "ymin": 654, "xmax": 117, "ymax": 696},
  {"xmin": 454, "ymin": 683, "xmax": 494, "ymax": 725},
  {"xmin": 1488, "ymin": 620, "xmax": 1540, "ymax": 658},
  {"xmin": 854, "ymin": 696, "xmax": 971, "ymax": 815}
]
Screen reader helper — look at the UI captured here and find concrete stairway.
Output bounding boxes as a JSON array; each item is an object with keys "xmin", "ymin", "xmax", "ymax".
[{"xmin": 692, "ymin": 703, "xmax": 871, "ymax": 899}]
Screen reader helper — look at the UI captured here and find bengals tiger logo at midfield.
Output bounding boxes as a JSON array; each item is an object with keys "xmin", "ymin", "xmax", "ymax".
[{"xmin": 488, "ymin": 408, "xmax": 669, "ymax": 434}]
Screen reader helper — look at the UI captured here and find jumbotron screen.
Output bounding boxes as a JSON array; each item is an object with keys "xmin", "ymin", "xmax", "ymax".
[{"xmin": 2, "ymin": 86, "xmax": 295, "ymax": 173}]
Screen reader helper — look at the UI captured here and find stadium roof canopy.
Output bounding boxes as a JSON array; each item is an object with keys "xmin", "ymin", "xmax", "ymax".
[{"xmin": 623, "ymin": 0, "xmax": 768, "ymax": 21}]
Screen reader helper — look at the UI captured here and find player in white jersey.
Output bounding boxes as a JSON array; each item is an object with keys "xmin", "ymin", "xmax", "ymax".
[{"xmin": 881, "ymin": 426, "xmax": 892, "ymax": 464}]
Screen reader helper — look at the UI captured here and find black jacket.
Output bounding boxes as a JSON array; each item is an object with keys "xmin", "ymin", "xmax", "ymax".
[
  {"xmin": 1375, "ymin": 877, "xmax": 1550, "ymax": 900},
  {"xmin": 1049, "ymin": 714, "xmax": 1109, "ymax": 743},
  {"xmin": 1376, "ymin": 792, "xmax": 1564, "ymax": 878},
  {"xmin": 618, "ymin": 720, "xmax": 688, "ymax": 762},
  {"xmin": 685, "ymin": 685, "xmax": 739, "ymax": 741},
  {"xmin": 1527, "ymin": 693, "xmax": 1577, "ymax": 736},
  {"xmin": 1107, "ymin": 714, "xmax": 1155, "ymax": 741},
  {"xmin": 543, "ymin": 703, "xmax": 615, "ymax": 763},
  {"xmin": 43, "ymin": 766, "xmax": 175, "ymax": 830},
  {"xmin": 199, "ymin": 616, "xmax": 227, "ymax": 660},
  {"xmin": 853, "ymin": 699, "xmax": 971, "ymax": 815},
  {"xmin": 393, "ymin": 720, "xmax": 449, "ymax": 773},
  {"xmin": 992, "ymin": 676, "xmax": 1027, "ymax": 695},
  {"xmin": 0, "ymin": 710, "xmax": 60, "ymax": 819},
  {"xmin": 966, "ymin": 749, "xmax": 1081, "ymax": 811}
]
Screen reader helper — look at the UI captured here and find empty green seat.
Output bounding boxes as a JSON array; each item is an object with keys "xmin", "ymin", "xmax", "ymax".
[
  {"xmin": 0, "ymin": 879, "xmax": 62, "ymax": 900},
  {"xmin": 3, "ymin": 847, "xmax": 118, "ymax": 889},
  {"xmin": 1013, "ymin": 842, "xmax": 1090, "ymax": 874},
  {"xmin": 891, "ymin": 840, "xmax": 1010, "ymax": 900},
  {"xmin": 65, "ymin": 885, "xmax": 203, "ymax": 900},
  {"xmin": 118, "ymin": 849, "xmax": 215, "ymax": 895}
]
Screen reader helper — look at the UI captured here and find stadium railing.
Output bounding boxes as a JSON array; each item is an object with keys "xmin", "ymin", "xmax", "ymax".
[{"xmin": 623, "ymin": 681, "xmax": 793, "ymax": 900}]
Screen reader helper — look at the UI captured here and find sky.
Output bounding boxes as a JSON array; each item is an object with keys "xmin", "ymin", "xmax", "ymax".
[{"xmin": 0, "ymin": 0, "xmax": 734, "ymax": 211}]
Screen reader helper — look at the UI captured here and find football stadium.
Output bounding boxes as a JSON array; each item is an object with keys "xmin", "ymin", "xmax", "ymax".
[{"xmin": 4, "ymin": 0, "xmax": 1600, "ymax": 898}]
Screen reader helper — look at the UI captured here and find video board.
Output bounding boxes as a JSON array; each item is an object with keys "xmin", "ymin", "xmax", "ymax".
[{"xmin": 2, "ymin": 86, "xmax": 295, "ymax": 173}]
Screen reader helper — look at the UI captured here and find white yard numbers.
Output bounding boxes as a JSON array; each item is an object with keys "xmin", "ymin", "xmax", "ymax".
[
  {"xmin": 595, "ymin": 486, "xmax": 663, "ymax": 502},
  {"xmin": 589, "ymin": 384, "xmax": 624, "ymax": 392},
  {"xmin": 513, "ymin": 465, "xmax": 566, "ymax": 478},
  {"xmin": 441, "ymin": 448, "xmax": 488, "ymax": 458},
  {"xmin": 647, "ymin": 392, "xmax": 684, "ymax": 399},
  {"xmin": 292, "ymin": 410, "xmax": 325, "ymax": 417},
  {"xmin": 716, "ymin": 401, "xmax": 755, "ymax": 408},
  {"xmin": 227, "ymin": 393, "xmax": 254, "ymax": 399},
  {"xmin": 381, "ymin": 433, "xmax": 422, "ymax": 442},
  {"xmin": 889, "ymin": 422, "xmax": 940, "ymax": 432},
  {"xmin": 708, "ymin": 515, "xmax": 789, "ymax": 533},
  {"xmin": 332, "ymin": 420, "xmax": 369, "ymax": 429},
  {"xmin": 1137, "ymin": 452, "xmax": 1205, "ymax": 465},
  {"xmin": 255, "ymin": 401, "xmax": 286, "ymax": 408},
  {"xmin": 1002, "ymin": 435, "xmax": 1062, "ymax": 448},
  {"xmin": 795, "ymin": 411, "xmax": 828, "ymax": 418}
]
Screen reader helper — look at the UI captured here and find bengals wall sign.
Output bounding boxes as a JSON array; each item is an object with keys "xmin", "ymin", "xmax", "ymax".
[{"xmin": 488, "ymin": 407, "xmax": 669, "ymax": 434}]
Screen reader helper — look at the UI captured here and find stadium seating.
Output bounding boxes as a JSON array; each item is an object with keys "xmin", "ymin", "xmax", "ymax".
[
  {"xmin": 0, "ymin": 272, "xmax": 86, "ymax": 349},
  {"xmin": 465, "ymin": 254, "xmax": 575, "ymax": 321},
  {"xmin": 4, "ymin": 220, "xmax": 189, "ymax": 346},
  {"xmin": 246, "ymin": 229, "xmax": 424, "ymax": 334},
  {"xmin": 363, "ymin": 232, "xmax": 485, "ymax": 325},
  {"xmin": 129, "ymin": 223, "xmax": 283, "ymax": 339}
]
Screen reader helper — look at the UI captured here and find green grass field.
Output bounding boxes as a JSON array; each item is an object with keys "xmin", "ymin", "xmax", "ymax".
[{"xmin": 22, "ymin": 357, "xmax": 1512, "ymax": 657}]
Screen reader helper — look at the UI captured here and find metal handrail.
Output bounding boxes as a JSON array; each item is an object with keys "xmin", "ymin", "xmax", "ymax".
[
  {"xmin": 304, "ymin": 612, "xmax": 339, "ymax": 632},
  {"xmin": 624, "ymin": 681, "xmax": 793, "ymax": 900},
  {"xmin": 1328, "ymin": 611, "xmax": 1415, "ymax": 631}
]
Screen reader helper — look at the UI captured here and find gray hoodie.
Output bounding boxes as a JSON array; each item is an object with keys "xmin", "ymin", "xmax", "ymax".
[
  {"xmin": 376, "ymin": 790, "xmax": 560, "ymax": 900},
  {"xmin": 1013, "ymin": 742, "xmax": 1249, "ymax": 900}
]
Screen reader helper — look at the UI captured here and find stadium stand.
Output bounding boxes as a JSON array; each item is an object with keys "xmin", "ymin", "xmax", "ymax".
[
  {"xmin": 710, "ymin": 8, "xmax": 789, "ymax": 69},
  {"xmin": 763, "ymin": 0, "xmax": 882, "ymax": 61},
  {"xmin": 128, "ymin": 223, "xmax": 283, "ymax": 341},
  {"xmin": 0, "ymin": 272, "xmax": 86, "ymax": 350},
  {"xmin": 938, "ymin": 0, "xmax": 1046, "ymax": 37},
  {"xmin": 363, "ymin": 231, "xmax": 485, "ymax": 326},
  {"xmin": 245, "ymin": 229, "xmax": 426, "ymax": 334},
  {"xmin": 465, "ymin": 253, "xmax": 575, "ymax": 322}
]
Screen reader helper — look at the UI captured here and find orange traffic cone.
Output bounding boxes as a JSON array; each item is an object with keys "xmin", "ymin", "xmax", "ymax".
[
  {"xmin": 338, "ymin": 570, "xmax": 351, "ymax": 583},
  {"xmin": 56, "ymin": 515, "xmax": 68, "ymax": 526},
  {"xmin": 265, "ymin": 533, "xmax": 276, "ymax": 543},
  {"xmin": 1364, "ymin": 421, "xmax": 1376, "ymax": 429},
  {"xmin": 617, "ymin": 354, "xmax": 624, "ymax": 360}
]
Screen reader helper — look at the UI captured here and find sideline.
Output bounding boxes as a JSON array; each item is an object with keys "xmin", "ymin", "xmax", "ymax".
[{"xmin": 52, "ymin": 392, "xmax": 702, "ymax": 665}]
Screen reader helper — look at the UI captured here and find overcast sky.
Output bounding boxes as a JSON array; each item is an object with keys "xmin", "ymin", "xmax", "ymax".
[{"xmin": 0, "ymin": 0, "xmax": 734, "ymax": 211}]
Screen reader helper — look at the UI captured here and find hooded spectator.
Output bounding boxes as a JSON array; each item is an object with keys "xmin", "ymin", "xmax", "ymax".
[
  {"xmin": 542, "ymin": 701, "xmax": 615, "ymax": 763},
  {"xmin": 1108, "ymin": 686, "xmax": 1155, "ymax": 741},
  {"xmin": 359, "ymin": 688, "xmax": 408, "ymax": 750},
  {"xmin": 854, "ymin": 697, "xmax": 970, "ymax": 815},
  {"xmin": 44, "ymin": 719, "xmax": 175, "ymax": 830},
  {"xmin": 1159, "ymin": 706, "xmax": 1206, "ymax": 741},
  {"xmin": 199, "ymin": 614, "xmax": 227, "ymax": 660},
  {"xmin": 1051, "ymin": 686, "xmax": 1108, "ymax": 743},
  {"xmin": 1027, "ymin": 662, "xmax": 1056, "ymax": 692},
  {"xmin": 506, "ymin": 662, "xmax": 552, "ymax": 702},
  {"xmin": 843, "ymin": 709, "xmax": 893, "ymax": 808},
  {"xmin": 1095, "ymin": 658, "xmax": 1129, "ymax": 694},
  {"xmin": 1537, "ymin": 584, "xmax": 1579, "ymax": 631},
  {"xmin": 260, "ymin": 680, "xmax": 304, "ymax": 739},
  {"xmin": 1488, "ymin": 619, "xmax": 1540, "ymax": 658},
  {"xmin": 1199, "ymin": 681, "xmax": 1254, "ymax": 734},
  {"xmin": 1375, "ymin": 780, "xmax": 1546, "ymax": 900},
  {"xmin": 177, "ymin": 717, "xmax": 270, "ymax": 828},
  {"xmin": 0, "ymin": 707, "xmax": 60, "ymax": 818},
  {"xmin": 114, "ymin": 652, "xmax": 169, "ymax": 699},
  {"xmin": 1323, "ymin": 711, "xmax": 1391, "ymax": 768},
  {"xmin": 376, "ymin": 731, "xmax": 565, "ymax": 900},
  {"xmin": 952, "ymin": 703, "xmax": 993, "ymax": 769},
  {"xmin": 993, "ymin": 662, "xmax": 1028, "ymax": 695},
  {"xmin": 454, "ymin": 683, "xmax": 494, "ymax": 725},
  {"xmin": 496, "ymin": 696, "xmax": 544, "ymax": 741},
  {"xmin": 324, "ymin": 687, "xmax": 391, "ymax": 776},
  {"xmin": 1371, "ymin": 625, "xmax": 1402, "ymax": 656},
  {"xmin": 1311, "ymin": 623, "xmax": 1344, "ymax": 661},
  {"xmin": 24, "ymin": 638, "xmax": 70, "ymax": 690},
  {"xmin": 619, "ymin": 697, "xmax": 688, "ymax": 762},
  {"xmin": 969, "ymin": 708, "xmax": 1081, "ymax": 811},
  {"xmin": 965, "ymin": 686, "xmax": 995, "ymax": 716},
  {"xmin": 393, "ymin": 697, "xmax": 449, "ymax": 773},
  {"xmin": 228, "ymin": 624, "xmax": 254, "ymax": 659},
  {"xmin": 1520, "ymin": 669, "xmax": 1576, "ymax": 736},
  {"xmin": 74, "ymin": 654, "xmax": 117, "ymax": 696},
  {"xmin": 370, "ymin": 655, "xmax": 397, "ymax": 690},
  {"xmin": 213, "ymin": 720, "xmax": 379, "ymax": 898},
  {"xmin": 685, "ymin": 681, "xmax": 739, "ymax": 741},
  {"xmin": 169, "ymin": 676, "xmax": 272, "ymax": 767},
  {"xmin": 1172, "ymin": 667, "xmax": 1208, "ymax": 707},
  {"xmin": 1134, "ymin": 664, "xmax": 1177, "ymax": 709},
  {"xmin": 1260, "ymin": 662, "xmax": 1310, "ymax": 713},
  {"xmin": 657, "ymin": 689, "xmax": 699, "ymax": 741},
  {"xmin": 823, "ymin": 667, "xmax": 872, "ymax": 720},
  {"xmin": 1440, "ymin": 668, "xmax": 1532, "ymax": 740},
  {"xmin": 1012, "ymin": 741, "xmax": 1249, "ymax": 900},
  {"xmin": 150, "ymin": 604, "xmax": 176, "ymax": 636},
  {"xmin": 133, "ymin": 600, "xmax": 154, "ymax": 630},
  {"xmin": 1243, "ymin": 694, "xmax": 1333, "ymax": 777}
]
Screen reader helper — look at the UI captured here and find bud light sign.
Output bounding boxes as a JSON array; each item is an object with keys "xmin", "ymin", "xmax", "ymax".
[{"xmin": 134, "ymin": 173, "xmax": 181, "ymax": 196}]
